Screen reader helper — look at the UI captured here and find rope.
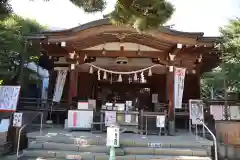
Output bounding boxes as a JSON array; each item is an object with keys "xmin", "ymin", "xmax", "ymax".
[{"xmin": 86, "ymin": 63, "xmax": 162, "ymax": 75}]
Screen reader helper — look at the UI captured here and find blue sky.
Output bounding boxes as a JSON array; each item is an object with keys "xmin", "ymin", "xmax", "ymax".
[{"xmin": 10, "ymin": 0, "xmax": 240, "ymax": 36}]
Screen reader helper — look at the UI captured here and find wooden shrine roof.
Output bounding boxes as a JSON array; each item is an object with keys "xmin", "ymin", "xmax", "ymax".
[
  {"xmin": 28, "ymin": 18, "xmax": 222, "ymax": 73},
  {"xmin": 28, "ymin": 18, "xmax": 221, "ymax": 45}
]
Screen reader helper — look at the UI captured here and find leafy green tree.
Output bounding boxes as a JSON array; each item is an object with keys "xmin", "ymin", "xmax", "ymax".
[
  {"xmin": 0, "ymin": 15, "xmax": 46, "ymax": 85},
  {"xmin": 201, "ymin": 18, "xmax": 240, "ymax": 100},
  {"xmin": 200, "ymin": 68, "xmax": 225, "ymax": 100}
]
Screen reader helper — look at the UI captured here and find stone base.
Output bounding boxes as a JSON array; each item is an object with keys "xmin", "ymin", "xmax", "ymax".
[
  {"xmin": 218, "ymin": 143, "xmax": 240, "ymax": 160},
  {"xmin": 168, "ymin": 120, "xmax": 175, "ymax": 136}
]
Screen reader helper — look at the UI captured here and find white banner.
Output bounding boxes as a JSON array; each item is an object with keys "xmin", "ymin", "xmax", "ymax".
[
  {"xmin": 210, "ymin": 105, "xmax": 224, "ymax": 120},
  {"xmin": 125, "ymin": 114, "xmax": 131, "ymax": 123},
  {"xmin": 0, "ymin": 86, "xmax": 20, "ymax": 111},
  {"xmin": 156, "ymin": 115, "xmax": 165, "ymax": 128},
  {"xmin": 189, "ymin": 99, "xmax": 204, "ymax": 124},
  {"xmin": 105, "ymin": 111, "xmax": 116, "ymax": 126},
  {"xmin": 53, "ymin": 70, "xmax": 68, "ymax": 102},
  {"xmin": 106, "ymin": 126, "xmax": 120, "ymax": 147},
  {"xmin": 174, "ymin": 67, "xmax": 186, "ymax": 108},
  {"xmin": 152, "ymin": 94, "xmax": 158, "ymax": 103},
  {"xmin": 230, "ymin": 106, "xmax": 240, "ymax": 120},
  {"xmin": 13, "ymin": 112, "xmax": 23, "ymax": 127}
]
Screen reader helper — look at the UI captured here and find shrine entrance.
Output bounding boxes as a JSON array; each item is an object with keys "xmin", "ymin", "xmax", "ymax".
[{"xmin": 96, "ymin": 82, "xmax": 152, "ymax": 111}]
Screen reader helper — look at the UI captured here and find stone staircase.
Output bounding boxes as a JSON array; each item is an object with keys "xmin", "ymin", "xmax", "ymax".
[{"xmin": 5, "ymin": 129, "xmax": 214, "ymax": 160}]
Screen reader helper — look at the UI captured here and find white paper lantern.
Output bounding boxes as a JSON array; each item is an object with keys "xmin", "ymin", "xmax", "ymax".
[
  {"xmin": 118, "ymin": 74, "xmax": 122, "ymax": 82},
  {"xmin": 148, "ymin": 68, "xmax": 152, "ymax": 76},
  {"xmin": 134, "ymin": 73, "xmax": 138, "ymax": 81},
  {"xmin": 97, "ymin": 70, "xmax": 101, "ymax": 80},
  {"xmin": 89, "ymin": 66, "xmax": 93, "ymax": 74},
  {"xmin": 103, "ymin": 71, "xmax": 107, "ymax": 80}
]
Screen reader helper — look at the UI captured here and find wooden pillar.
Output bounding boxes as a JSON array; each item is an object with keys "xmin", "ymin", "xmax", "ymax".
[
  {"xmin": 73, "ymin": 71, "xmax": 78, "ymax": 98},
  {"xmin": 195, "ymin": 62, "xmax": 202, "ymax": 99},
  {"xmin": 68, "ymin": 64, "xmax": 75, "ymax": 109},
  {"xmin": 167, "ymin": 68, "xmax": 174, "ymax": 121},
  {"xmin": 166, "ymin": 44, "xmax": 183, "ymax": 135},
  {"xmin": 78, "ymin": 72, "xmax": 92, "ymax": 100},
  {"xmin": 67, "ymin": 50, "xmax": 85, "ymax": 109},
  {"xmin": 166, "ymin": 63, "xmax": 175, "ymax": 135}
]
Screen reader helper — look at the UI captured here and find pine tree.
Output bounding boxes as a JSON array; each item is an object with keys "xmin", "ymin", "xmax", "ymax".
[
  {"xmin": 0, "ymin": 0, "xmax": 12, "ymax": 19},
  {"xmin": 1, "ymin": 0, "xmax": 174, "ymax": 31},
  {"xmin": 70, "ymin": 0, "xmax": 174, "ymax": 32}
]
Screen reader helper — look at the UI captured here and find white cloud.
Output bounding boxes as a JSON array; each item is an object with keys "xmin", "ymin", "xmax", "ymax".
[{"xmin": 10, "ymin": 0, "xmax": 240, "ymax": 36}]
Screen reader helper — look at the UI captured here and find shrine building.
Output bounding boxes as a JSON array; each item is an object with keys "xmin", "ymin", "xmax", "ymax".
[{"xmin": 27, "ymin": 18, "xmax": 221, "ymax": 132}]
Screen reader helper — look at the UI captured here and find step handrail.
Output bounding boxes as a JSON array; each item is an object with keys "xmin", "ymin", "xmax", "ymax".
[
  {"xmin": 196, "ymin": 118, "xmax": 217, "ymax": 160},
  {"xmin": 16, "ymin": 112, "xmax": 43, "ymax": 157}
]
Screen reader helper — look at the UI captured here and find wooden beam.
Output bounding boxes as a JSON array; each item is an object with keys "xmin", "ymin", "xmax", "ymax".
[
  {"xmin": 169, "ymin": 43, "xmax": 185, "ymax": 54},
  {"xmin": 72, "ymin": 34, "xmax": 172, "ymax": 51},
  {"xmin": 79, "ymin": 50, "xmax": 165, "ymax": 58}
]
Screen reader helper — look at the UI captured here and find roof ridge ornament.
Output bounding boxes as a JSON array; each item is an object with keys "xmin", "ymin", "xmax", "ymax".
[{"xmin": 102, "ymin": 33, "xmax": 140, "ymax": 40}]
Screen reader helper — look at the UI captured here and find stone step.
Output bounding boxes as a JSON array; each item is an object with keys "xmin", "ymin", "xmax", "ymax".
[
  {"xmin": 23, "ymin": 149, "xmax": 212, "ymax": 160},
  {"xmin": 29, "ymin": 141, "xmax": 108, "ymax": 152},
  {"xmin": 123, "ymin": 147, "xmax": 208, "ymax": 157},
  {"xmin": 2, "ymin": 156, "xmax": 66, "ymax": 160},
  {"xmin": 30, "ymin": 135, "xmax": 211, "ymax": 149},
  {"xmin": 18, "ymin": 155, "xmax": 212, "ymax": 160},
  {"xmin": 23, "ymin": 150, "xmax": 108, "ymax": 159},
  {"xmin": 28, "ymin": 141, "xmax": 124, "ymax": 156},
  {"xmin": 32, "ymin": 135, "xmax": 103, "ymax": 146},
  {"xmin": 28, "ymin": 141, "xmax": 208, "ymax": 157}
]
